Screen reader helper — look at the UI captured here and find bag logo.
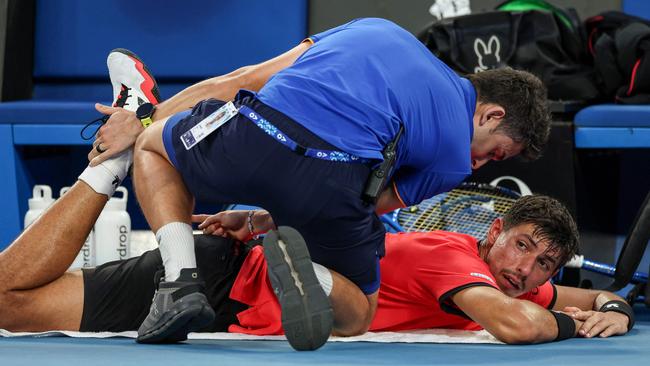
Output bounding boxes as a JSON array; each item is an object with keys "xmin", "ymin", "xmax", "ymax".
[{"xmin": 474, "ymin": 35, "xmax": 501, "ymax": 73}]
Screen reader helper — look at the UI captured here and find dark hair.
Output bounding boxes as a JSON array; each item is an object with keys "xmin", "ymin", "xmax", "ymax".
[
  {"xmin": 502, "ymin": 195, "xmax": 579, "ymax": 268},
  {"xmin": 467, "ymin": 68, "xmax": 551, "ymax": 161}
]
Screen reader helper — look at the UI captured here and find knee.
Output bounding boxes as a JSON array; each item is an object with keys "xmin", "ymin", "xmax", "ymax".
[
  {"xmin": 338, "ymin": 309, "xmax": 373, "ymax": 336},
  {"xmin": 0, "ymin": 290, "xmax": 25, "ymax": 329},
  {"xmin": 136, "ymin": 115, "xmax": 169, "ymax": 152},
  {"xmin": 133, "ymin": 121, "xmax": 168, "ymax": 170},
  {"xmin": 331, "ymin": 298, "xmax": 374, "ymax": 336},
  {"xmin": 134, "ymin": 123, "xmax": 157, "ymax": 154}
]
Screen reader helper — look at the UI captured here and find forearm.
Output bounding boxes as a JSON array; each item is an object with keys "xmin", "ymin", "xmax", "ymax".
[
  {"xmin": 153, "ymin": 66, "xmax": 252, "ymax": 121},
  {"xmin": 455, "ymin": 287, "xmax": 581, "ymax": 344},
  {"xmin": 153, "ymin": 41, "xmax": 311, "ymax": 122},
  {"xmin": 375, "ymin": 183, "xmax": 405, "ymax": 215},
  {"xmin": 487, "ymin": 300, "xmax": 576, "ymax": 344}
]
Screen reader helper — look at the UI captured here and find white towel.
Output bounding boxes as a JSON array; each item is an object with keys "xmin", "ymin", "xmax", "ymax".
[{"xmin": 0, "ymin": 328, "xmax": 502, "ymax": 344}]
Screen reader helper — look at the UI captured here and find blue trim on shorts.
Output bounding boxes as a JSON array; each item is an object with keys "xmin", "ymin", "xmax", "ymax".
[
  {"xmin": 162, "ymin": 110, "xmax": 191, "ymax": 168},
  {"xmin": 238, "ymin": 105, "xmax": 369, "ymax": 164},
  {"xmin": 359, "ymin": 257, "xmax": 381, "ymax": 294}
]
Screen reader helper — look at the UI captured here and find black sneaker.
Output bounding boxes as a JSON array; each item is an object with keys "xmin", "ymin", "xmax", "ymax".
[
  {"xmin": 136, "ymin": 268, "xmax": 215, "ymax": 344},
  {"xmin": 264, "ymin": 226, "xmax": 333, "ymax": 351}
]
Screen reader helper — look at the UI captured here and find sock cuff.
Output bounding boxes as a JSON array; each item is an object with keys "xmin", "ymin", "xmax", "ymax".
[
  {"xmin": 155, "ymin": 222, "xmax": 193, "ymax": 242},
  {"xmin": 312, "ymin": 262, "xmax": 333, "ymax": 296}
]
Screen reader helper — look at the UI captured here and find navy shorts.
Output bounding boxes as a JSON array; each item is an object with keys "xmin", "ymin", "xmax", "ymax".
[{"xmin": 162, "ymin": 94, "xmax": 385, "ymax": 294}]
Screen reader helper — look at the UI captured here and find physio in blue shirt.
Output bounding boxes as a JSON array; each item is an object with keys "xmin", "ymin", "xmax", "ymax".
[{"xmin": 94, "ymin": 18, "xmax": 551, "ymax": 350}]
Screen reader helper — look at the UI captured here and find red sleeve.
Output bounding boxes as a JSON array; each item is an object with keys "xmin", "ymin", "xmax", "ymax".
[
  {"xmin": 517, "ymin": 281, "xmax": 557, "ymax": 309},
  {"xmin": 404, "ymin": 232, "xmax": 500, "ymax": 315}
]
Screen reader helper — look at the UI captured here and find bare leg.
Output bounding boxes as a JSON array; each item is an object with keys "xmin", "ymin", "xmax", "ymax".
[
  {"xmin": 328, "ymin": 271, "xmax": 378, "ymax": 336},
  {"xmin": 132, "ymin": 118, "xmax": 192, "ymax": 232},
  {"xmin": 133, "ymin": 118, "xmax": 198, "ymax": 282},
  {"xmin": 0, "ymin": 181, "xmax": 108, "ymax": 331}
]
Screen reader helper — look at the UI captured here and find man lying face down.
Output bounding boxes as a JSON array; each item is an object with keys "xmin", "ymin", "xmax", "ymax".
[{"xmin": 0, "ymin": 169, "xmax": 633, "ymax": 345}]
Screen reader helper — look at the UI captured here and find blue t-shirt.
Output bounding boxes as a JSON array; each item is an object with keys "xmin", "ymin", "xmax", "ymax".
[{"xmin": 257, "ymin": 18, "xmax": 476, "ymax": 206}]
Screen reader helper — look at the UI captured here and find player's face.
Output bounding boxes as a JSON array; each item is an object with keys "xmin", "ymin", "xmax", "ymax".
[
  {"xmin": 469, "ymin": 131, "xmax": 522, "ymax": 170},
  {"xmin": 485, "ymin": 223, "xmax": 561, "ymax": 297}
]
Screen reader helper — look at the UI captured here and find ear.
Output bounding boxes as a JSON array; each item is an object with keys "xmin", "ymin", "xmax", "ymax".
[
  {"xmin": 485, "ymin": 217, "xmax": 503, "ymax": 248},
  {"xmin": 479, "ymin": 104, "xmax": 505, "ymax": 127}
]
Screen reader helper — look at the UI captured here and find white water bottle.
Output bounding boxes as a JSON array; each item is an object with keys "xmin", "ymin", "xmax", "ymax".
[
  {"xmin": 24, "ymin": 185, "xmax": 55, "ymax": 228},
  {"xmin": 95, "ymin": 186, "xmax": 131, "ymax": 265},
  {"xmin": 60, "ymin": 187, "xmax": 96, "ymax": 270}
]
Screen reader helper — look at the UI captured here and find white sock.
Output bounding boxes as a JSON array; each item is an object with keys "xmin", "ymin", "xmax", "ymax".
[
  {"xmin": 156, "ymin": 222, "xmax": 197, "ymax": 281},
  {"xmin": 312, "ymin": 262, "xmax": 333, "ymax": 296},
  {"xmin": 78, "ymin": 150, "xmax": 132, "ymax": 197}
]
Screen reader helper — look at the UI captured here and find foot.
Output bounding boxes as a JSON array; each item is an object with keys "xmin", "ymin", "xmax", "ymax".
[
  {"xmin": 94, "ymin": 48, "xmax": 161, "ymax": 187},
  {"xmin": 136, "ymin": 268, "xmax": 215, "ymax": 344},
  {"xmin": 107, "ymin": 48, "xmax": 161, "ymax": 112},
  {"xmin": 264, "ymin": 226, "xmax": 333, "ymax": 351}
]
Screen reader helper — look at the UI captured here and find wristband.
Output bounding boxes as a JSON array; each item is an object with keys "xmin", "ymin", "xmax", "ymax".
[
  {"xmin": 550, "ymin": 311, "xmax": 576, "ymax": 341},
  {"xmin": 247, "ymin": 211, "xmax": 259, "ymax": 240},
  {"xmin": 599, "ymin": 300, "xmax": 635, "ymax": 331}
]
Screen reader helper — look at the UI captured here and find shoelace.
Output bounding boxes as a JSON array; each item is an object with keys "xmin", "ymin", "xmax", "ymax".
[{"xmin": 114, "ymin": 85, "xmax": 131, "ymax": 108}]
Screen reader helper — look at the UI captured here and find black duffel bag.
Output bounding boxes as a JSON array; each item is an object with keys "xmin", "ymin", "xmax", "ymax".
[
  {"xmin": 587, "ymin": 11, "xmax": 650, "ymax": 104},
  {"xmin": 418, "ymin": 10, "xmax": 600, "ymax": 101}
]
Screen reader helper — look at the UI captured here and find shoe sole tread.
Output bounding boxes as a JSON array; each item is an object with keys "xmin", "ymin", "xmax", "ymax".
[{"xmin": 264, "ymin": 226, "xmax": 333, "ymax": 351}]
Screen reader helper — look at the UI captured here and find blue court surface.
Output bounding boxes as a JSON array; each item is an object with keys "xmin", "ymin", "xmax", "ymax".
[{"xmin": 1, "ymin": 307, "xmax": 648, "ymax": 366}]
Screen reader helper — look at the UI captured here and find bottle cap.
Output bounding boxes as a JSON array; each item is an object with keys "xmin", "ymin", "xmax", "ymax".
[{"xmin": 28, "ymin": 185, "xmax": 54, "ymax": 210}]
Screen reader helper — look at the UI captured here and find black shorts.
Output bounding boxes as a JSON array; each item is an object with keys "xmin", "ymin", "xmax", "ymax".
[
  {"xmin": 162, "ymin": 92, "xmax": 386, "ymax": 293},
  {"xmin": 80, "ymin": 235, "xmax": 252, "ymax": 332}
]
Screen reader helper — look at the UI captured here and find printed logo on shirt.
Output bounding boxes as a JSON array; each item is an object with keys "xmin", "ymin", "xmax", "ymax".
[{"xmin": 470, "ymin": 272, "xmax": 495, "ymax": 284}]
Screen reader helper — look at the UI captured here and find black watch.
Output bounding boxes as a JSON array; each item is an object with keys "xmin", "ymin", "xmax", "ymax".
[{"xmin": 136, "ymin": 103, "xmax": 156, "ymax": 128}]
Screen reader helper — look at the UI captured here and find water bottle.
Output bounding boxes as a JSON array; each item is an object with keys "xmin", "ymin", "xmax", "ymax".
[
  {"xmin": 24, "ymin": 185, "xmax": 55, "ymax": 228},
  {"xmin": 95, "ymin": 186, "xmax": 131, "ymax": 265},
  {"xmin": 60, "ymin": 187, "xmax": 96, "ymax": 270}
]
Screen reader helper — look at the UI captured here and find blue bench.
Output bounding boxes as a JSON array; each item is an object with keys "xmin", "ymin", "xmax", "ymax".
[
  {"xmin": 0, "ymin": 0, "xmax": 307, "ymax": 248},
  {"xmin": 574, "ymin": 104, "xmax": 650, "ymax": 148}
]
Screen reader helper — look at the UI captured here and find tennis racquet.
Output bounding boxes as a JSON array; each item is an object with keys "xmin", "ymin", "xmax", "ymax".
[{"xmin": 382, "ymin": 182, "xmax": 520, "ymax": 239}]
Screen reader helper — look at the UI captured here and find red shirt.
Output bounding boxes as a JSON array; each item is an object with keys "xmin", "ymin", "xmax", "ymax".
[{"xmin": 228, "ymin": 231, "xmax": 556, "ymax": 334}]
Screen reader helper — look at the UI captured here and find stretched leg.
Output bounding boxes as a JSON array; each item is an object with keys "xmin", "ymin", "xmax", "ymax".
[
  {"xmin": 0, "ymin": 47, "xmax": 165, "ymax": 332},
  {"xmin": 0, "ymin": 182, "xmax": 106, "ymax": 289},
  {"xmin": 0, "ymin": 181, "xmax": 107, "ymax": 331}
]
